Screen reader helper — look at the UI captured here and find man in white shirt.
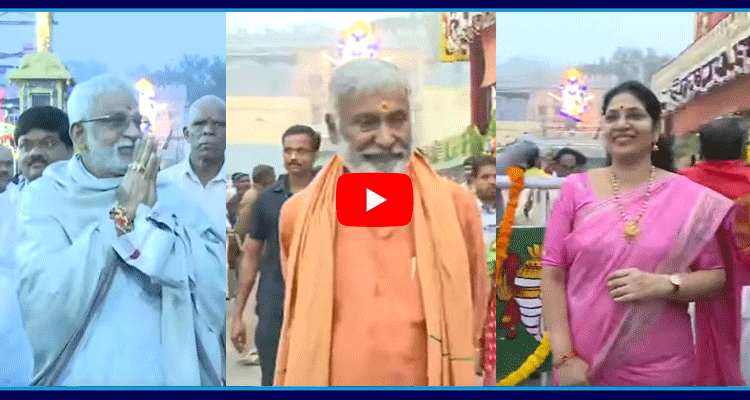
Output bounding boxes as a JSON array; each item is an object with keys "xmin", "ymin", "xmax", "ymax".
[
  {"xmin": 160, "ymin": 95, "xmax": 226, "ymax": 234},
  {"xmin": 471, "ymin": 155, "xmax": 497, "ymax": 250},
  {"xmin": 15, "ymin": 74, "xmax": 225, "ymax": 386}
]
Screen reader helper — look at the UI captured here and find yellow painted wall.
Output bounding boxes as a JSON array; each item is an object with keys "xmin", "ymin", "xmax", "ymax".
[
  {"xmin": 418, "ymin": 86, "xmax": 471, "ymax": 146},
  {"xmin": 496, "ymin": 121, "xmax": 543, "ymax": 146},
  {"xmin": 227, "ymin": 96, "xmax": 312, "ymax": 144}
]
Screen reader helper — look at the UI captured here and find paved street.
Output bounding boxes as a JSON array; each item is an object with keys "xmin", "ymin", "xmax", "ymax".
[{"xmin": 226, "ymin": 284, "xmax": 262, "ymax": 386}]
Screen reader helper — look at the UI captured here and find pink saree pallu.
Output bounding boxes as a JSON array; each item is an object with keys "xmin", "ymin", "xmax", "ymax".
[{"xmin": 542, "ymin": 173, "xmax": 743, "ymax": 386}]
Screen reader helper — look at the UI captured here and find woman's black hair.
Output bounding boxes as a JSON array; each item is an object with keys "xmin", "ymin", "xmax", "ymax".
[
  {"xmin": 602, "ymin": 81, "xmax": 673, "ymax": 171},
  {"xmin": 602, "ymin": 81, "xmax": 661, "ymax": 129},
  {"xmin": 554, "ymin": 147, "xmax": 587, "ymax": 166},
  {"xmin": 651, "ymin": 135, "xmax": 675, "ymax": 172}
]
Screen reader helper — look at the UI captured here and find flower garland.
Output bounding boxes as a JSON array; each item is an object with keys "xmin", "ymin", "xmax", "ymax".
[
  {"xmin": 497, "ymin": 332, "xmax": 552, "ymax": 386},
  {"xmin": 495, "ymin": 166, "xmax": 552, "ymax": 386},
  {"xmin": 495, "ymin": 166, "xmax": 524, "ymax": 288}
]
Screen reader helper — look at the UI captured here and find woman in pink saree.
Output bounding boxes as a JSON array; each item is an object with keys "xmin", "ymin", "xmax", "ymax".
[{"xmin": 541, "ymin": 81, "xmax": 744, "ymax": 386}]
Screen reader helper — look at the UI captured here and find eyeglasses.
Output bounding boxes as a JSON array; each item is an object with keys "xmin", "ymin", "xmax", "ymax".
[
  {"xmin": 78, "ymin": 113, "xmax": 145, "ymax": 132},
  {"xmin": 191, "ymin": 119, "xmax": 226, "ymax": 129}
]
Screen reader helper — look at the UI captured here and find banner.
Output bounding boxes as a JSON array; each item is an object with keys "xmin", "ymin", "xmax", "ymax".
[
  {"xmin": 668, "ymin": 33, "xmax": 750, "ymax": 109},
  {"xmin": 496, "ymin": 227, "xmax": 552, "ymax": 382},
  {"xmin": 439, "ymin": 12, "xmax": 494, "ymax": 63},
  {"xmin": 439, "ymin": 12, "xmax": 470, "ymax": 62}
]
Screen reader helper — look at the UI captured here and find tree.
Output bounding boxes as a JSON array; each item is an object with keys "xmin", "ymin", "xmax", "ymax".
[
  {"xmin": 581, "ymin": 47, "xmax": 672, "ymax": 85},
  {"xmin": 149, "ymin": 54, "xmax": 226, "ymax": 103},
  {"xmin": 609, "ymin": 47, "xmax": 672, "ymax": 84}
]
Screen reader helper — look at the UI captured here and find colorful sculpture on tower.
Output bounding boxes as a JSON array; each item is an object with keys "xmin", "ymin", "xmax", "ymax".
[
  {"xmin": 548, "ymin": 69, "xmax": 595, "ymax": 123},
  {"xmin": 323, "ymin": 20, "xmax": 389, "ymax": 66},
  {"xmin": 135, "ymin": 78, "xmax": 167, "ymax": 136}
]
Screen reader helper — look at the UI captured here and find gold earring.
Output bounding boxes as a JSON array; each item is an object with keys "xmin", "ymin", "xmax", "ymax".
[{"xmin": 653, "ymin": 143, "xmax": 659, "ymax": 151}]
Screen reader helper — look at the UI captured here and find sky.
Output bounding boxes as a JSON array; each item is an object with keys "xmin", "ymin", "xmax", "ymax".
[
  {"xmin": 226, "ymin": 11, "xmax": 412, "ymax": 33},
  {"xmin": 0, "ymin": 12, "xmax": 225, "ymax": 74},
  {"xmin": 497, "ymin": 12, "xmax": 695, "ymax": 67}
]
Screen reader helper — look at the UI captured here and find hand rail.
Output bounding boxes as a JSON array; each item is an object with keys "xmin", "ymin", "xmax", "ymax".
[{"xmin": 497, "ymin": 176, "xmax": 565, "ymax": 190}]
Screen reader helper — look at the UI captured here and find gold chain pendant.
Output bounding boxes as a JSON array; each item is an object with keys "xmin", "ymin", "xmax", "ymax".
[{"xmin": 623, "ymin": 221, "xmax": 640, "ymax": 241}]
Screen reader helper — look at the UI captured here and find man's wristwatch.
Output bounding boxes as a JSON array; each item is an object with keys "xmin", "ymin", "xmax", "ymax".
[{"xmin": 669, "ymin": 274, "xmax": 683, "ymax": 293}]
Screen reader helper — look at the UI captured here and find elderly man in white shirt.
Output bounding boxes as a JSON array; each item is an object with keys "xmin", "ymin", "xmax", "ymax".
[
  {"xmin": 160, "ymin": 95, "xmax": 226, "ymax": 234},
  {"xmin": 15, "ymin": 74, "xmax": 225, "ymax": 386},
  {"xmin": 0, "ymin": 193, "xmax": 33, "ymax": 387}
]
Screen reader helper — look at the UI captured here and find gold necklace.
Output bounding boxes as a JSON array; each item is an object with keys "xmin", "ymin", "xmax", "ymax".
[{"xmin": 609, "ymin": 166, "xmax": 656, "ymax": 241}]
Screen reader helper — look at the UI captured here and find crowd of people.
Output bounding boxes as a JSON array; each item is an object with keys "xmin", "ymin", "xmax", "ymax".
[
  {"xmin": 2, "ymin": 57, "xmax": 748, "ymax": 389},
  {"xmin": 0, "ymin": 74, "xmax": 227, "ymax": 386},
  {"xmin": 0, "ymin": 58, "xmax": 496, "ymax": 388},
  {"xmin": 3, "ymin": 62, "xmax": 749, "ymax": 388}
]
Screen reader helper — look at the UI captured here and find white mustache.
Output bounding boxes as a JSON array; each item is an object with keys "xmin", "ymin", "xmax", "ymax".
[{"xmin": 114, "ymin": 141, "xmax": 136, "ymax": 153}]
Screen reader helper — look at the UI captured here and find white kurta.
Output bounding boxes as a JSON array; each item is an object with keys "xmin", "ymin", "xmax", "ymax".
[
  {"xmin": 0, "ymin": 267, "xmax": 33, "ymax": 386},
  {"xmin": 0, "ymin": 181, "xmax": 20, "ymax": 264},
  {"xmin": 16, "ymin": 155, "xmax": 225, "ymax": 386},
  {"xmin": 0, "ymin": 180, "xmax": 34, "ymax": 387}
]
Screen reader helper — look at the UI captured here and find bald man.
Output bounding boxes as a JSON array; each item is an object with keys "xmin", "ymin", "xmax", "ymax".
[{"xmin": 161, "ymin": 95, "xmax": 227, "ymax": 233}]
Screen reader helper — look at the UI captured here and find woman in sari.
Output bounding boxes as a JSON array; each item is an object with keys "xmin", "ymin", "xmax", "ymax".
[{"xmin": 541, "ymin": 81, "xmax": 743, "ymax": 386}]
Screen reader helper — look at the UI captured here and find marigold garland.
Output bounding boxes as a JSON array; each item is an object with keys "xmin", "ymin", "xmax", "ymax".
[
  {"xmin": 495, "ymin": 167, "xmax": 551, "ymax": 386},
  {"xmin": 495, "ymin": 166, "xmax": 524, "ymax": 287},
  {"xmin": 497, "ymin": 332, "xmax": 552, "ymax": 386}
]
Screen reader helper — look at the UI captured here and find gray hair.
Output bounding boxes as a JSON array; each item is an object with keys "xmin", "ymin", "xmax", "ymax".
[
  {"xmin": 187, "ymin": 95, "xmax": 226, "ymax": 124},
  {"xmin": 328, "ymin": 58, "xmax": 410, "ymax": 118},
  {"xmin": 497, "ymin": 139, "xmax": 540, "ymax": 175},
  {"xmin": 67, "ymin": 74, "xmax": 137, "ymax": 126}
]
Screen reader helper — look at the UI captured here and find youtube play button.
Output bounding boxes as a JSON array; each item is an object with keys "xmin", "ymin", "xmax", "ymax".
[
  {"xmin": 336, "ymin": 173, "xmax": 413, "ymax": 227},
  {"xmin": 366, "ymin": 189, "xmax": 387, "ymax": 212}
]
